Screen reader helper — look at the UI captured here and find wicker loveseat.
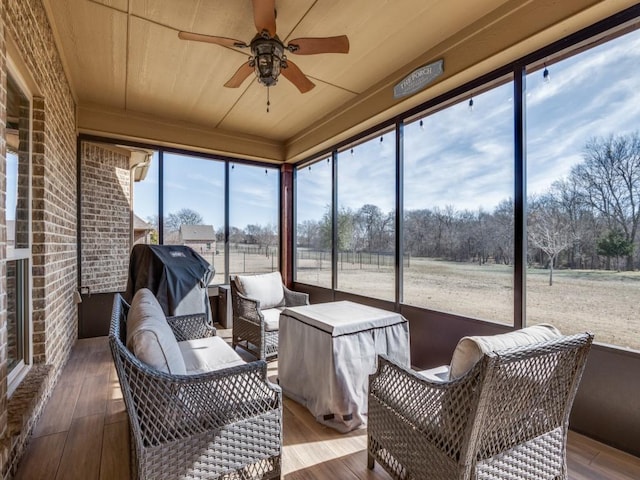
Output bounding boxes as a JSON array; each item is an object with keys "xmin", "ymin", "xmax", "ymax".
[
  {"xmin": 231, "ymin": 272, "xmax": 309, "ymax": 361},
  {"xmin": 368, "ymin": 326, "xmax": 593, "ymax": 480},
  {"xmin": 109, "ymin": 289, "xmax": 282, "ymax": 480}
]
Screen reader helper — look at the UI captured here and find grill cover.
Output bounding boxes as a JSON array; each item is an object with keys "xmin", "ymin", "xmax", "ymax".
[{"xmin": 125, "ymin": 244, "xmax": 214, "ymax": 322}]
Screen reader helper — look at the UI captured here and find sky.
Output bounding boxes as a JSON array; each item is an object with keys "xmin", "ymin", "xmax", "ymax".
[
  {"xmin": 134, "ymin": 153, "xmax": 280, "ymax": 229},
  {"xmin": 133, "ymin": 27, "xmax": 640, "ymax": 228},
  {"xmin": 6, "ymin": 152, "xmax": 18, "ymax": 221},
  {"xmin": 297, "ymin": 27, "xmax": 640, "ymax": 222}
]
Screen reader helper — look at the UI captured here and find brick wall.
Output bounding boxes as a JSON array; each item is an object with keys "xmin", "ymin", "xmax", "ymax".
[
  {"xmin": 2, "ymin": 0, "xmax": 78, "ymax": 475},
  {"xmin": 80, "ymin": 142, "xmax": 131, "ymax": 293}
]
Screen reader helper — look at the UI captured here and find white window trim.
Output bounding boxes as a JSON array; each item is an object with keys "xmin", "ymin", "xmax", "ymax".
[{"xmin": 6, "ymin": 56, "xmax": 34, "ymax": 397}]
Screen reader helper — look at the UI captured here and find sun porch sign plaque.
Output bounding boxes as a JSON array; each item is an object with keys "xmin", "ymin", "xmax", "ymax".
[{"xmin": 393, "ymin": 59, "xmax": 444, "ymax": 99}]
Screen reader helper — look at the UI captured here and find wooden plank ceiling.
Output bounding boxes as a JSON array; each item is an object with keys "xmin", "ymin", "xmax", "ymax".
[{"xmin": 42, "ymin": 0, "xmax": 636, "ymax": 162}]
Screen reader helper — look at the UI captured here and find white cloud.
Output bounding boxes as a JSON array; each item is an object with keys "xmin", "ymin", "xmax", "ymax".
[{"xmin": 526, "ymin": 29, "xmax": 640, "ymax": 196}]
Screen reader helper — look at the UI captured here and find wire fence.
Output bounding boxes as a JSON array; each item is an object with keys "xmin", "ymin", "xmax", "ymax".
[
  {"xmin": 200, "ymin": 245, "xmax": 280, "ymax": 277},
  {"xmin": 172, "ymin": 244, "xmax": 414, "ymax": 277},
  {"xmin": 296, "ymin": 249, "xmax": 412, "ymax": 270}
]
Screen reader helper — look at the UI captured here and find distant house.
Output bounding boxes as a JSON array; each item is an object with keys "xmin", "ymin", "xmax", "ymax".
[
  {"xmin": 133, "ymin": 214, "xmax": 155, "ymax": 245},
  {"xmin": 179, "ymin": 224, "xmax": 216, "ymax": 254}
]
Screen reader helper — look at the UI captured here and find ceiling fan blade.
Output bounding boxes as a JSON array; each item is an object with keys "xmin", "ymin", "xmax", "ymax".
[
  {"xmin": 224, "ymin": 62, "xmax": 255, "ymax": 88},
  {"xmin": 287, "ymin": 35, "xmax": 349, "ymax": 55},
  {"xmin": 178, "ymin": 31, "xmax": 248, "ymax": 49},
  {"xmin": 282, "ymin": 60, "xmax": 315, "ymax": 93},
  {"xmin": 252, "ymin": 0, "xmax": 276, "ymax": 37}
]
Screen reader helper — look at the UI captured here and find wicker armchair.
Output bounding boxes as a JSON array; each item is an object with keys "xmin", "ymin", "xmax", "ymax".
[
  {"xmin": 368, "ymin": 332, "xmax": 593, "ymax": 480},
  {"xmin": 231, "ymin": 272, "xmax": 309, "ymax": 361},
  {"xmin": 109, "ymin": 294, "xmax": 283, "ymax": 480}
]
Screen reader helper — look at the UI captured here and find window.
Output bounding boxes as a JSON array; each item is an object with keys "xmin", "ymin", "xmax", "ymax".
[
  {"xmin": 229, "ymin": 163, "xmax": 280, "ymax": 276},
  {"xmin": 402, "ymin": 82, "xmax": 515, "ymax": 323},
  {"xmin": 163, "ymin": 153, "xmax": 226, "ymax": 283},
  {"xmin": 295, "ymin": 157, "xmax": 333, "ymax": 288},
  {"xmin": 526, "ymin": 28, "xmax": 640, "ymax": 351},
  {"xmin": 132, "ymin": 150, "xmax": 159, "ymax": 246},
  {"xmin": 337, "ymin": 132, "xmax": 396, "ymax": 301},
  {"xmin": 6, "ymin": 68, "xmax": 33, "ymax": 393}
]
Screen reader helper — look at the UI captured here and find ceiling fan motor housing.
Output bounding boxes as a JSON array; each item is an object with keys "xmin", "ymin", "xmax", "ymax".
[{"xmin": 251, "ymin": 35, "xmax": 286, "ymax": 87}]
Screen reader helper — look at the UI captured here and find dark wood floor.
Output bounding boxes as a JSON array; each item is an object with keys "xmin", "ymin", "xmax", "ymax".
[{"xmin": 13, "ymin": 334, "xmax": 640, "ymax": 480}]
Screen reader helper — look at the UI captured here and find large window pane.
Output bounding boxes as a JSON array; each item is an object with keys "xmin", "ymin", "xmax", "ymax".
[
  {"xmin": 295, "ymin": 157, "xmax": 332, "ymax": 288},
  {"xmin": 403, "ymin": 82, "xmax": 514, "ymax": 324},
  {"xmin": 526, "ymin": 28, "xmax": 640, "ymax": 350},
  {"xmin": 7, "ymin": 260, "xmax": 28, "ymax": 373},
  {"xmin": 337, "ymin": 132, "xmax": 396, "ymax": 301},
  {"xmin": 6, "ymin": 76, "xmax": 30, "ymax": 252},
  {"xmin": 6, "ymin": 69, "xmax": 32, "ymax": 387},
  {"xmin": 229, "ymin": 164, "xmax": 280, "ymax": 276},
  {"xmin": 132, "ymin": 150, "xmax": 159, "ymax": 246},
  {"xmin": 163, "ymin": 153, "xmax": 225, "ymax": 283}
]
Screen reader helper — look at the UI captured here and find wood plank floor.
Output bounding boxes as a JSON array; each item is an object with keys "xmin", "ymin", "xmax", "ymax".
[{"xmin": 14, "ymin": 334, "xmax": 640, "ymax": 480}]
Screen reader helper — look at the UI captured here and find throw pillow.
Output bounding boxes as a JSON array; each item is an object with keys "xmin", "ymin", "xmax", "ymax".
[{"xmin": 126, "ymin": 288, "xmax": 186, "ymax": 375}]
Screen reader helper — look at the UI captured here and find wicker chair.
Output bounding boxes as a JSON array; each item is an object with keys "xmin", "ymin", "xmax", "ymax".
[
  {"xmin": 109, "ymin": 293, "xmax": 283, "ymax": 480},
  {"xmin": 368, "ymin": 332, "xmax": 593, "ymax": 480},
  {"xmin": 230, "ymin": 272, "xmax": 309, "ymax": 361}
]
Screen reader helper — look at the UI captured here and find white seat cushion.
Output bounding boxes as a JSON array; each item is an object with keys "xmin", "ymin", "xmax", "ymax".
[
  {"xmin": 126, "ymin": 288, "xmax": 186, "ymax": 375},
  {"xmin": 179, "ymin": 336, "xmax": 245, "ymax": 374},
  {"xmin": 261, "ymin": 308, "xmax": 283, "ymax": 332},
  {"xmin": 449, "ymin": 324, "xmax": 561, "ymax": 380},
  {"xmin": 234, "ymin": 272, "xmax": 285, "ymax": 310},
  {"xmin": 417, "ymin": 365, "xmax": 450, "ymax": 383}
]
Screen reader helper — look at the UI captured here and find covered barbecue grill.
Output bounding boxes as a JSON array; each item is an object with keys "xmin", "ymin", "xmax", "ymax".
[{"xmin": 125, "ymin": 244, "xmax": 214, "ymax": 322}]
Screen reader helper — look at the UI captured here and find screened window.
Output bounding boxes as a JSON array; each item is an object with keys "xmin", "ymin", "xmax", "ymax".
[
  {"xmin": 526, "ymin": 28, "xmax": 640, "ymax": 351},
  {"xmin": 6, "ymin": 68, "xmax": 33, "ymax": 393},
  {"xmin": 163, "ymin": 153, "xmax": 226, "ymax": 283},
  {"xmin": 132, "ymin": 151, "xmax": 159, "ymax": 246},
  {"xmin": 337, "ymin": 132, "xmax": 396, "ymax": 301},
  {"xmin": 229, "ymin": 164, "xmax": 280, "ymax": 276},
  {"xmin": 295, "ymin": 157, "xmax": 333, "ymax": 288},
  {"xmin": 402, "ymin": 82, "xmax": 515, "ymax": 324}
]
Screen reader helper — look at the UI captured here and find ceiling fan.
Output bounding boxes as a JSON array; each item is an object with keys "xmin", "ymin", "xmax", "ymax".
[{"xmin": 178, "ymin": 0, "xmax": 349, "ymax": 94}]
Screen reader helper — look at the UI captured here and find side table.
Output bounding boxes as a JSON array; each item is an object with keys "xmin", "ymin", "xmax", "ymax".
[{"xmin": 217, "ymin": 284, "xmax": 232, "ymax": 329}]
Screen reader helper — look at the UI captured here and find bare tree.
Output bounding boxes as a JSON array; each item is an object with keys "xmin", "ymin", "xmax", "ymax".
[
  {"xmin": 229, "ymin": 226, "xmax": 244, "ymax": 246},
  {"xmin": 571, "ymin": 132, "xmax": 640, "ymax": 270},
  {"xmin": 403, "ymin": 209, "xmax": 434, "ymax": 257},
  {"xmin": 528, "ymin": 195, "xmax": 574, "ymax": 286},
  {"xmin": 165, "ymin": 208, "xmax": 203, "ymax": 232},
  {"xmin": 256, "ymin": 224, "xmax": 278, "ymax": 256},
  {"xmin": 491, "ymin": 199, "xmax": 515, "ymax": 265},
  {"xmin": 297, "ymin": 220, "xmax": 320, "ymax": 248},
  {"xmin": 355, "ymin": 204, "xmax": 394, "ymax": 252}
]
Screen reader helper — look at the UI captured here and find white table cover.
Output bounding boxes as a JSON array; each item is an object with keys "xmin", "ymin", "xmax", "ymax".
[{"xmin": 278, "ymin": 300, "xmax": 410, "ymax": 432}]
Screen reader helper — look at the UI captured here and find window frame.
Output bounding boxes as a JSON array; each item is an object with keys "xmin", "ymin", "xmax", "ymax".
[
  {"xmin": 6, "ymin": 57, "xmax": 34, "ymax": 396},
  {"xmin": 293, "ymin": 155, "xmax": 334, "ymax": 289},
  {"xmin": 292, "ymin": 9, "xmax": 640, "ymax": 351}
]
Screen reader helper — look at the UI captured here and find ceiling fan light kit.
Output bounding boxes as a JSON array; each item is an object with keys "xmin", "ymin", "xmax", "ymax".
[
  {"xmin": 251, "ymin": 32, "xmax": 286, "ymax": 87},
  {"xmin": 178, "ymin": 0, "xmax": 349, "ymax": 98}
]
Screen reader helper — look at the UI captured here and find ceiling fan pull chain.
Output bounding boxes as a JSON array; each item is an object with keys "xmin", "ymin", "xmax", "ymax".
[{"xmin": 267, "ymin": 87, "xmax": 271, "ymax": 113}]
